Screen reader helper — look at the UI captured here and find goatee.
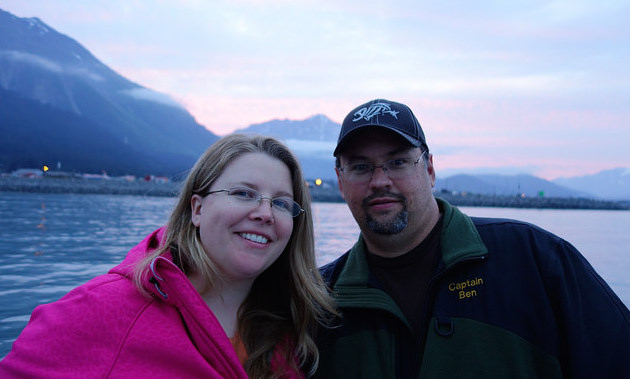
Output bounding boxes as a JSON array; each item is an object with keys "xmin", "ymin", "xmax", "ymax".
[{"xmin": 362, "ymin": 192, "xmax": 408, "ymax": 234}]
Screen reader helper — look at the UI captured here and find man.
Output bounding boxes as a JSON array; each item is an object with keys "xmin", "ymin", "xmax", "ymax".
[{"xmin": 314, "ymin": 99, "xmax": 630, "ymax": 378}]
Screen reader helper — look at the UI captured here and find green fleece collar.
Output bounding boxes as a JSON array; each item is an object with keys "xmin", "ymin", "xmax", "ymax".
[
  {"xmin": 436, "ymin": 197, "xmax": 488, "ymax": 268},
  {"xmin": 331, "ymin": 198, "xmax": 488, "ymax": 327},
  {"xmin": 334, "ymin": 237, "xmax": 408, "ymax": 325},
  {"xmin": 335, "ymin": 198, "xmax": 488, "ymax": 289},
  {"xmin": 335, "ymin": 237, "xmax": 370, "ymax": 288}
]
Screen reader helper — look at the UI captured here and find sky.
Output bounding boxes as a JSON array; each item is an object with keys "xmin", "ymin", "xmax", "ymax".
[{"xmin": 1, "ymin": 0, "xmax": 629, "ymax": 180}]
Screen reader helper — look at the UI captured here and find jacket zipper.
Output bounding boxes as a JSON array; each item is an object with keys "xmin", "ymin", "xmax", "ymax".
[{"xmin": 411, "ymin": 254, "xmax": 488, "ymax": 378}]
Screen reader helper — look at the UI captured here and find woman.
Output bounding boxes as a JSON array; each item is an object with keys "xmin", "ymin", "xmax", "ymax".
[{"xmin": 0, "ymin": 135, "xmax": 336, "ymax": 378}]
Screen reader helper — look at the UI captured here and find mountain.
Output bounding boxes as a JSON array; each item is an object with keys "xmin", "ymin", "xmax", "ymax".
[
  {"xmin": 234, "ymin": 114, "xmax": 340, "ymax": 141},
  {"xmin": 435, "ymin": 174, "xmax": 590, "ymax": 198},
  {"xmin": 0, "ymin": 8, "xmax": 219, "ymax": 177},
  {"xmin": 233, "ymin": 114, "xmax": 339, "ymax": 180},
  {"xmin": 553, "ymin": 168, "xmax": 630, "ymax": 200},
  {"xmin": 233, "ymin": 116, "xmax": 630, "ymax": 200},
  {"xmin": 3, "ymin": 9, "xmax": 628, "ymax": 200}
]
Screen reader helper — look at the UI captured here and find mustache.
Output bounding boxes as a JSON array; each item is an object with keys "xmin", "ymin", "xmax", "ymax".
[{"xmin": 362, "ymin": 191, "xmax": 406, "ymax": 207}]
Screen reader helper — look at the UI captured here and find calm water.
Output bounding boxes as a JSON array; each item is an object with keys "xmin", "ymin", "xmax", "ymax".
[{"xmin": 1, "ymin": 192, "xmax": 629, "ymax": 358}]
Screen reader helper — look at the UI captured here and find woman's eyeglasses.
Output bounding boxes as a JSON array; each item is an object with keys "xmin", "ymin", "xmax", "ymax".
[{"xmin": 204, "ymin": 186, "xmax": 304, "ymax": 218}]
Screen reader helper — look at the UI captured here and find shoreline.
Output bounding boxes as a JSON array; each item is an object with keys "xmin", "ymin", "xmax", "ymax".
[
  {"xmin": 0, "ymin": 176, "xmax": 181, "ymax": 197},
  {"xmin": 1, "ymin": 176, "xmax": 628, "ymax": 210}
]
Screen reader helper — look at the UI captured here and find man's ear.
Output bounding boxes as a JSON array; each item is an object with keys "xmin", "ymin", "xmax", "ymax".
[
  {"xmin": 427, "ymin": 153, "xmax": 436, "ymax": 188},
  {"xmin": 335, "ymin": 167, "xmax": 346, "ymax": 201}
]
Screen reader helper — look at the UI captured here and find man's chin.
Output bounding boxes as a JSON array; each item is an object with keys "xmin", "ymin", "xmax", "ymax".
[{"xmin": 365, "ymin": 212, "xmax": 408, "ymax": 235}]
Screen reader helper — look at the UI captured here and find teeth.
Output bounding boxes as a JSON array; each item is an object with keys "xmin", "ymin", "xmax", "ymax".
[{"xmin": 240, "ymin": 233, "xmax": 268, "ymax": 244}]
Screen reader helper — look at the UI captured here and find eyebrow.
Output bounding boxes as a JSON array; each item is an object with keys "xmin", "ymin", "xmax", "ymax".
[
  {"xmin": 229, "ymin": 182, "xmax": 294, "ymax": 198},
  {"xmin": 344, "ymin": 147, "xmax": 416, "ymax": 162}
]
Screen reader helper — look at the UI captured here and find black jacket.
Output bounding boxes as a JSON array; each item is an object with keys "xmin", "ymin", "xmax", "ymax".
[{"xmin": 315, "ymin": 199, "xmax": 630, "ymax": 378}]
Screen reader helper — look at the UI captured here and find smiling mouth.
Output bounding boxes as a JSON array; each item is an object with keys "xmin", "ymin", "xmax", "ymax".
[{"xmin": 240, "ymin": 233, "xmax": 269, "ymax": 244}]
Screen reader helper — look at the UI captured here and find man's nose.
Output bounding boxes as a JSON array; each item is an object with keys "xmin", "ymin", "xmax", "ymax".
[{"xmin": 368, "ymin": 165, "xmax": 393, "ymax": 186}]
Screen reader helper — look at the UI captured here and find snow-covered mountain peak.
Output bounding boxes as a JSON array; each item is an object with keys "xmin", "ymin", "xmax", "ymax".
[{"xmin": 25, "ymin": 17, "xmax": 49, "ymax": 34}]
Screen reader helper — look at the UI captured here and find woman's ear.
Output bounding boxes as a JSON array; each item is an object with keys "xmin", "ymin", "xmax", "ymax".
[{"xmin": 190, "ymin": 194, "xmax": 203, "ymax": 227}]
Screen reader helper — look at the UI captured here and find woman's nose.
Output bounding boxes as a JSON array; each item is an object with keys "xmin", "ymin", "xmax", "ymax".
[{"xmin": 250, "ymin": 198, "xmax": 274, "ymax": 222}]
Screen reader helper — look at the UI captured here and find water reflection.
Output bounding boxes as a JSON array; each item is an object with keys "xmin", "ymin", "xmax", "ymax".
[
  {"xmin": 312, "ymin": 203, "xmax": 359, "ymax": 265},
  {"xmin": 1, "ymin": 193, "xmax": 628, "ymax": 359}
]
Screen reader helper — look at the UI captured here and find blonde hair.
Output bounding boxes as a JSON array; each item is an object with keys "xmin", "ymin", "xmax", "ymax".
[{"xmin": 133, "ymin": 134, "xmax": 336, "ymax": 378}]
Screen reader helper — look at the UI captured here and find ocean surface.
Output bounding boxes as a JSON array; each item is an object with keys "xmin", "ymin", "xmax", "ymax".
[{"xmin": 1, "ymin": 192, "xmax": 629, "ymax": 358}]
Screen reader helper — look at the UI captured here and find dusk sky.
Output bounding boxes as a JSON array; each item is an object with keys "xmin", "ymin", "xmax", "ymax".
[{"xmin": 2, "ymin": 0, "xmax": 629, "ymax": 179}]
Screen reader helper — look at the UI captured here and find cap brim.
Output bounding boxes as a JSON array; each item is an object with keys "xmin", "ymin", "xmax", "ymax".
[{"xmin": 333, "ymin": 124, "xmax": 422, "ymax": 156}]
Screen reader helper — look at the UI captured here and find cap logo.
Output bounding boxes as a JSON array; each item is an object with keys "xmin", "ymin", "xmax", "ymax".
[{"xmin": 352, "ymin": 102, "xmax": 399, "ymax": 122}]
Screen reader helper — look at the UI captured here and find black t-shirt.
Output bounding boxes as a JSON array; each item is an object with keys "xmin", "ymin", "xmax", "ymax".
[
  {"xmin": 367, "ymin": 214, "xmax": 443, "ymax": 331},
  {"xmin": 366, "ymin": 214, "xmax": 443, "ymax": 376}
]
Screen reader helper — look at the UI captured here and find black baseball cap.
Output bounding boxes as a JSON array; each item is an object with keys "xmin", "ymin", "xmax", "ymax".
[{"xmin": 334, "ymin": 99, "xmax": 428, "ymax": 156}]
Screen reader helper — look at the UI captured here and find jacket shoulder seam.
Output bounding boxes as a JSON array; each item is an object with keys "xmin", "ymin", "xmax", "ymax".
[{"xmin": 105, "ymin": 296, "xmax": 156, "ymax": 375}]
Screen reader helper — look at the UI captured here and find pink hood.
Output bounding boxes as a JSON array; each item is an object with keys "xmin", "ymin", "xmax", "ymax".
[{"xmin": 0, "ymin": 227, "xmax": 302, "ymax": 378}]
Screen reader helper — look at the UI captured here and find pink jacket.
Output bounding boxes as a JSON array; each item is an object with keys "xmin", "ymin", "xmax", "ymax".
[{"xmin": 0, "ymin": 228, "xmax": 302, "ymax": 378}]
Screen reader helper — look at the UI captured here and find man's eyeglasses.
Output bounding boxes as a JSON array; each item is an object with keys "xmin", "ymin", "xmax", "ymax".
[
  {"xmin": 338, "ymin": 150, "xmax": 427, "ymax": 183},
  {"xmin": 204, "ymin": 186, "xmax": 304, "ymax": 218}
]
